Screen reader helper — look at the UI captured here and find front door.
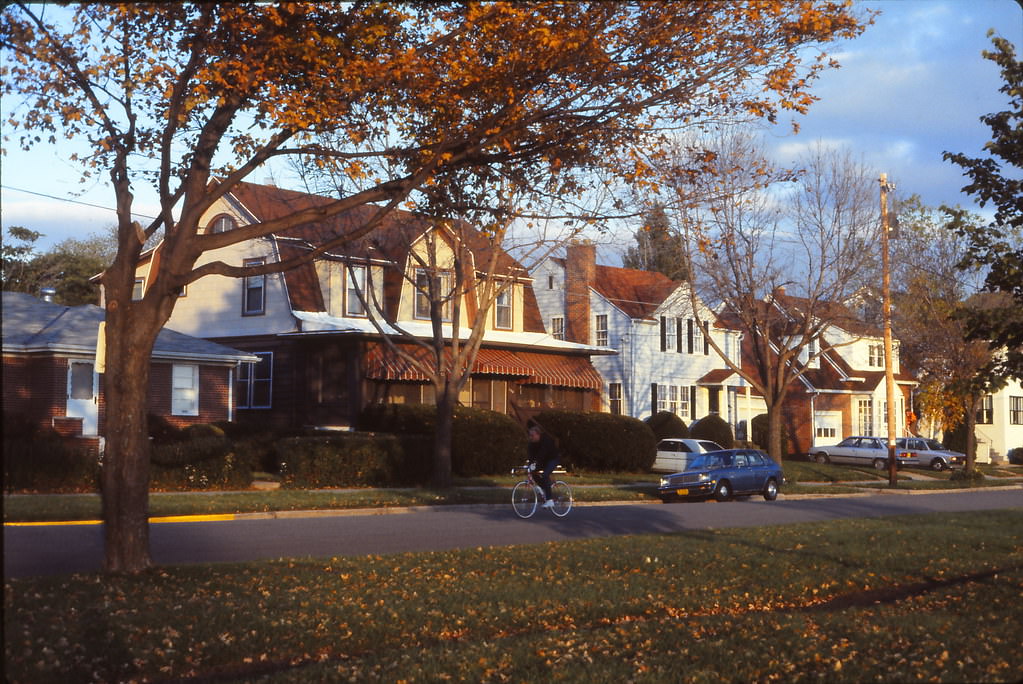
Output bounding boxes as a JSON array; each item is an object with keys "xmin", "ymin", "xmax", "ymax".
[{"xmin": 67, "ymin": 360, "xmax": 98, "ymax": 435}]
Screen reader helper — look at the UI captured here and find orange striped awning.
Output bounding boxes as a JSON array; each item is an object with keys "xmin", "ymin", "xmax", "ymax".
[{"xmin": 362, "ymin": 344, "xmax": 601, "ymax": 391}]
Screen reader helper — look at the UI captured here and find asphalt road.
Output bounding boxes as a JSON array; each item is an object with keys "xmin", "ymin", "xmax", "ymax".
[{"xmin": 4, "ymin": 489, "xmax": 1021, "ymax": 578}]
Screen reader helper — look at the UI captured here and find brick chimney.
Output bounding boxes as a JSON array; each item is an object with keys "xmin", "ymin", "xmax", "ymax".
[{"xmin": 565, "ymin": 241, "xmax": 596, "ymax": 344}]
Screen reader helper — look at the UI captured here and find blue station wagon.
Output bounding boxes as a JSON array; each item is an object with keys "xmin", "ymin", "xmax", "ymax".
[{"xmin": 657, "ymin": 448, "xmax": 784, "ymax": 503}]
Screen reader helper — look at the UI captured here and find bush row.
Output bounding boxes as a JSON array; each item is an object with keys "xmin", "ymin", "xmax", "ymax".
[{"xmin": 532, "ymin": 409, "xmax": 656, "ymax": 471}]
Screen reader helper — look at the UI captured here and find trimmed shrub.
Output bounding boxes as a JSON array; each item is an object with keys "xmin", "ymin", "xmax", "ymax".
[
  {"xmin": 1008, "ymin": 447, "xmax": 1023, "ymax": 465},
  {"xmin": 532, "ymin": 409, "xmax": 656, "ymax": 471},
  {"xmin": 690, "ymin": 413, "xmax": 734, "ymax": 449},
  {"xmin": 950, "ymin": 468, "xmax": 985, "ymax": 484},
  {"xmin": 150, "ymin": 424, "xmax": 249, "ymax": 490},
  {"xmin": 147, "ymin": 413, "xmax": 182, "ymax": 444},
  {"xmin": 750, "ymin": 413, "xmax": 791, "ymax": 456},
  {"xmin": 3, "ymin": 429, "xmax": 99, "ymax": 493},
  {"xmin": 276, "ymin": 432, "xmax": 405, "ymax": 488},
  {"xmin": 357, "ymin": 403, "xmax": 526, "ymax": 478},
  {"xmin": 645, "ymin": 411, "xmax": 688, "ymax": 441}
]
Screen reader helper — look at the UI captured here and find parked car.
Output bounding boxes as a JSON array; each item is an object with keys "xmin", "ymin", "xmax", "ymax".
[
  {"xmin": 895, "ymin": 437, "xmax": 965, "ymax": 471},
  {"xmin": 810, "ymin": 436, "xmax": 913, "ymax": 469},
  {"xmin": 657, "ymin": 448, "xmax": 783, "ymax": 503},
  {"xmin": 652, "ymin": 438, "xmax": 724, "ymax": 473}
]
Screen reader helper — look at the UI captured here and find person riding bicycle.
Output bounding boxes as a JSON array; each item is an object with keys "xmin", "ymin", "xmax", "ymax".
[{"xmin": 526, "ymin": 421, "xmax": 560, "ymax": 509}]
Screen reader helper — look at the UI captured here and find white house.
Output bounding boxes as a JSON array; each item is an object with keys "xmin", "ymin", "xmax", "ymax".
[{"xmin": 531, "ymin": 242, "xmax": 764, "ymax": 437}]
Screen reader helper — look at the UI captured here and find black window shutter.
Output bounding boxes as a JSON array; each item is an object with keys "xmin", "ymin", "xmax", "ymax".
[
  {"xmin": 676, "ymin": 318, "xmax": 683, "ymax": 353},
  {"xmin": 690, "ymin": 386, "xmax": 697, "ymax": 420},
  {"xmin": 687, "ymin": 318, "xmax": 694, "ymax": 354},
  {"xmin": 659, "ymin": 316, "xmax": 667, "ymax": 352},
  {"xmin": 651, "ymin": 384, "xmax": 658, "ymax": 415}
]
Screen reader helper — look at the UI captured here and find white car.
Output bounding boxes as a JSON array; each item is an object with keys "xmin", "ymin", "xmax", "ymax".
[
  {"xmin": 895, "ymin": 437, "xmax": 966, "ymax": 471},
  {"xmin": 652, "ymin": 438, "xmax": 724, "ymax": 473},
  {"xmin": 810, "ymin": 436, "xmax": 914, "ymax": 470}
]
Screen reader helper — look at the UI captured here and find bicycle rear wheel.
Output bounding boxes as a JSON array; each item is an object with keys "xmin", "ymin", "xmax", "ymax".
[
  {"xmin": 550, "ymin": 480, "xmax": 573, "ymax": 517},
  {"xmin": 512, "ymin": 481, "xmax": 538, "ymax": 518}
]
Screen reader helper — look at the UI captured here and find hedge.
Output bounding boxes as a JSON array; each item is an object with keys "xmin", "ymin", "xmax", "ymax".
[
  {"xmin": 150, "ymin": 423, "xmax": 252, "ymax": 490},
  {"xmin": 3, "ymin": 428, "xmax": 99, "ymax": 493},
  {"xmin": 531, "ymin": 409, "xmax": 656, "ymax": 471},
  {"xmin": 275, "ymin": 432, "xmax": 405, "ymax": 488},
  {"xmin": 645, "ymin": 411, "xmax": 688, "ymax": 441}
]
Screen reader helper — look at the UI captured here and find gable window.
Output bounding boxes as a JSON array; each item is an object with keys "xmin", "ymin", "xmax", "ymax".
[
  {"xmin": 210, "ymin": 215, "xmax": 236, "ymax": 233},
  {"xmin": 609, "ymin": 382, "xmax": 622, "ymax": 415},
  {"xmin": 551, "ymin": 316, "xmax": 565, "ymax": 341},
  {"xmin": 976, "ymin": 394, "xmax": 993, "ymax": 424},
  {"xmin": 415, "ymin": 269, "xmax": 452, "ymax": 321},
  {"xmin": 132, "ymin": 277, "xmax": 145, "ymax": 301},
  {"xmin": 237, "ymin": 352, "xmax": 272, "ymax": 408},
  {"xmin": 1010, "ymin": 396, "xmax": 1022, "ymax": 425},
  {"xmin": 171, "ymin": 364, "xmax": 199, "ymax": 416},
  {"xmin": 807, "ymin": 338, "xmax": 819, "ymax": 368},
  {"xmin": 494, "ymin": 288, "xmax": 512, "ymax": 329},
  {"xmin": 243, "ymin": 258, "xmax": 266, "ymax": 315},
  {"xmin": 548, "ymin": 275, "xmax": 555, "ymax": 289},
  {"xmin": 595, "ymin": 314, "xmax": 608, "ymax": 346},
  {"xmin": 868, "ymin": 343, "xmax": 884, "ymax": 368},
  {"xmin": 346, "ymin": 264, "xmax": 367, "ymax": 317}
]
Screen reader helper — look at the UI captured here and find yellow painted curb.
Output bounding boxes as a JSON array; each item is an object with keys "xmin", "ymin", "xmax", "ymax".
[{"xmin": 5, "ymin": 513, "xmax": 238, "ymax": 527}]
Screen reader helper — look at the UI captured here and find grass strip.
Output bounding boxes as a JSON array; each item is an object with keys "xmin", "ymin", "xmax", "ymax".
[{"xmin": 5, "ymin": 510, "xmax": 1021, "ymax": 682}]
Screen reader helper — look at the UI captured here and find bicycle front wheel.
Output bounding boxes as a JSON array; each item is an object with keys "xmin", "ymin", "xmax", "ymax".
[
  {"xmin": 512, "ymin": 481, "xmax": 538, "ymax": 518},
  {"xmin": 550, "ymin": 480, "xmax": 573, "ymax": 517}
]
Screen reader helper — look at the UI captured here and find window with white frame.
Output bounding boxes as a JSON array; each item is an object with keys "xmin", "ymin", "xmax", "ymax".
[
  {"xmin": 595, "ymin": 314, "xmax": 609, "ymax": 347},
  {"xmin": 692, "ymin": 319, "xmax": 704, "ymax": 354},
  {"xmin": 415, "ymin": 269, "xmax": 452, "ymax": 321},
  {"xmin": 236, "ymin": 352, "xmax": 272, "ymax": 409},
  {"xmin": 243, "ymin": 258, "xmax": 266, "ymax": 315},
  {"xmin": 1010, "ymin": 396, "xmax": 1022, "ymax": 425},
  {"xmin": 976, "ymin": 394, "xmax": 993, "ymax": 424},
  {"xmin": 346, "ymin": 264, "xmax": 367, "ymax": 317},
  {"xmin": 210, "ymin": 215, "xmax": 236, "ymax": 233},
  {"xmin": 551, "ymin": 316, "xmax": 565, "ymax": 340},
  {"xmin": 668, "ymin": 385, "xmax": 679, "ymax": 414},
  {"xmin": 656, "ymin": 384, "xmax": 668, "ymax": 413},
  {"xmin": 816, "ymin": 426, "xmax": 837, "ymax": 439},
  {"xmin": 171, "ymin": 364, "xmax": 199, "ymax": 416},
  {"xmin": 679, "ymin": 385, "xmax": 690, "ymax": 416},
  {"xmin": 132, "ymin": 278, "xmax": 145, "ymax": 301},
  {"xmin": 609, "ymin": 382, "xmax": 623, "ymax": 415},
  {"xmin": 807, "ymin": 337, "xmax": 819, "ymax": 368},
  {"xmin": 494, "ymin": 288, "xmax": 512, "ymax": 329},
  {"xmin": 868, "ymin": 343, "xmax": 884, "ymax": 367},
  {"xmin": 857, "ymin": 399, "xmax": 873, "ymax": 435}
]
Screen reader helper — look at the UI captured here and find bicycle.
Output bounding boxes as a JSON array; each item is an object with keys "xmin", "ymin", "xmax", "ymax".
[{"xmin": 511, "ymin": 465, "xmax": 573, "ymax": 518}]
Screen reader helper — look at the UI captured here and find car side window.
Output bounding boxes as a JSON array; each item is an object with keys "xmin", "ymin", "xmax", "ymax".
[
  {"xmin": 747, "ymin": 452, "xmax": 764, "ymax": 466},
  {"xmin": 734, "ymin": 453, "xmax": 748, "ymax": 467},
  {"xmin": 838, "ymin": 438, "xmax": 856, "ymax": 447}
]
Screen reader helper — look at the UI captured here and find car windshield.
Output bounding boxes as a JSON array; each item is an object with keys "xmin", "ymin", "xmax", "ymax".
[{"xmin": 688, "ymin": 453, "xmax": 724, "ymax": 470}]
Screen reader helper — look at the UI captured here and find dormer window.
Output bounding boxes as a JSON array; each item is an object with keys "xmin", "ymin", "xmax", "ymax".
[{"xmin": 209, "ymin": 215, "xmax": 237, "ymax": 234}]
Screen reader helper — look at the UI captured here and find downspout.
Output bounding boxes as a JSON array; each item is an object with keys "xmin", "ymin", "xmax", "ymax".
[{"xmin": 809, "ymin": 391, "xmax": 817, "ymax": 451}]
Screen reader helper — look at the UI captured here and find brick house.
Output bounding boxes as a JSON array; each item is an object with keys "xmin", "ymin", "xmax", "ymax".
[
  {"xmin": 2, "ymin": 291, "xmax": 257, "ymax": 450},
  {"xmin": 134, "ymin": 181, "xmax": 609, "ymax": 431}
]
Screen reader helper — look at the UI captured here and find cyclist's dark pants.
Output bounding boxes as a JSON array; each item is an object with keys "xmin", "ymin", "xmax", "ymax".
[{"xmin": 535, "ymin": 458, "xmax": 559, "ymax": 500}]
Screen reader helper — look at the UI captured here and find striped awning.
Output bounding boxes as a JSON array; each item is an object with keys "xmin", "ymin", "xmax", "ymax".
[{"xmin": 362, "ymin": 344, "xmax": 601, "ymax": 391}]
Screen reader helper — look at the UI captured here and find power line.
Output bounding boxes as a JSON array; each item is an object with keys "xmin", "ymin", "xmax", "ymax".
[{"xmin": 1, "ymin": 184, "xmax": 157, "ymax": 219}]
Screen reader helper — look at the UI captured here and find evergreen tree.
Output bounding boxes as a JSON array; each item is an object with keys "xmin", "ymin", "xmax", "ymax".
[{"xmin": 622, "ymin": 204, "xmax": 687, "ymax": 281}]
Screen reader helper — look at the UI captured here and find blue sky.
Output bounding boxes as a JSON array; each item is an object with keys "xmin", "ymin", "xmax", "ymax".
[{"xmin": 1, "ymin": 0, "xmax": 1021, "ymax": 252}]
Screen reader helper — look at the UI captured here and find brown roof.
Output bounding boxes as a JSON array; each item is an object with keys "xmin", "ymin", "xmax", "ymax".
[
  {"xmin": 225, "ymin": 181, "xmax": 530, "ymax": 316},
  {"xmin": 553, "ymin": 258, "xmax": 679, "ymax": 320}
]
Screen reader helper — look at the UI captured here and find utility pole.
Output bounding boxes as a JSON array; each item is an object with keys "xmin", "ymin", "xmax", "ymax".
[{"xmin": 880, "ymin": 173, "xmax": 898, "ymax": 488}]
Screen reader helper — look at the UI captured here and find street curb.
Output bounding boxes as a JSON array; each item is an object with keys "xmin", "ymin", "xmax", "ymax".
[{"xmin": 5, "ymin": 483, "xmax": 1021, "ymax": 527}]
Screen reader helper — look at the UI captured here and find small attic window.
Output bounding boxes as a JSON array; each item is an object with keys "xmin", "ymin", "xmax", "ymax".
[{"xmin": 209, "ymin": 215, "xmax": 236, "ymax": 234}]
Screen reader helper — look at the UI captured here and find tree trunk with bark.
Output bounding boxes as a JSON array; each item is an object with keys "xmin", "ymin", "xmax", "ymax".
[{"xmin": 432, "ymin": 378, "xmax": 456, "ymax": 488}]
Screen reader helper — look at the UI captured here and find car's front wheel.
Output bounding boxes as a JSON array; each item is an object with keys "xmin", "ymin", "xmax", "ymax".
[
  {"xmin": 713, "ymin": 480, "xmax": 732, "ymax": 502},
  {"xmin": 814, "ymin": 452, "xmax": 829, "ymax": 464},
  {"xmin": 930, "ymin": 458, "xmax": 947, "ymax": 472},
  {"xmin": 762, "ymin": 478, "xmax": 778, "ymax": 501}
]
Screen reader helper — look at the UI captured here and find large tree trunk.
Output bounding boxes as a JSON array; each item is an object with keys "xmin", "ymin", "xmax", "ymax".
[
  {"xmin": 766, "ymin": 403, "xmax": 786, "ymax": 463},
  {"xmin": 964, "ymin": 395, "xmax": 979, "ymax": 475},
  {"xmin": 431, "ymin": 379, "xmax": 455, "ymax": 488},
  {"xmin": 99, "ymin": 298, "xmax": 159, "ymax": 573}
]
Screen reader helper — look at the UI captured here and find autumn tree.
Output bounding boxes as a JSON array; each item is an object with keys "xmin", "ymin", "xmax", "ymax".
[
  {"xmin": 1, "ymin": 2, "xmax": 866, "ymax": 572},
  {"xmin": 889, "ymin": 200, "xmax": 1003, "ymax": 472},
  {"xmin": 655, "ymin": 135, "xmax": 881, "ymax": 461},
  {"xmin": 943, "ymin": 34, "xmax": 1023, "ymax": 380},
  {"xmin": 1, "ymin": 226, "xmax": 42, "ymax": 292},
  {"xmin": 2, "ymin": 229, "xmax": 117, "ymax": 305}
]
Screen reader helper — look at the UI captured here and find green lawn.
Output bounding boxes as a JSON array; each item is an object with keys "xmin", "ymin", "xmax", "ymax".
[{"xmin": 5, "ymin": 510, "xmax": 1021, "ymax": 682}]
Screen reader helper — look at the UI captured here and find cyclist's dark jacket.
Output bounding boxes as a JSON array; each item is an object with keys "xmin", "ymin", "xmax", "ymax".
[{"xmin": 527, "ymin": 431, "xmax": 559, "ymax": 468}]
